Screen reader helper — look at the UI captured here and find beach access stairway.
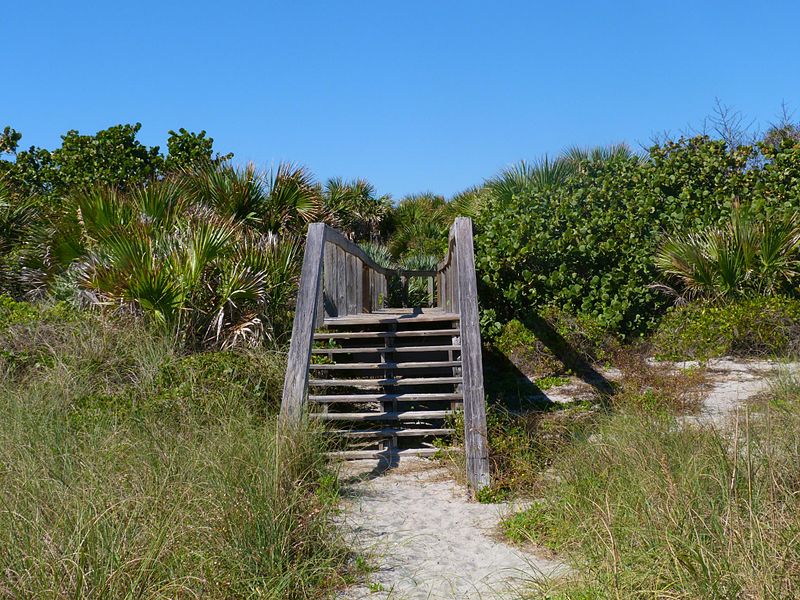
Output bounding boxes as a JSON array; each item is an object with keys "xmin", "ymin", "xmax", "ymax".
[{"xmin": 280, "ymin": 217, "xmax": 490, "ymax": 490}]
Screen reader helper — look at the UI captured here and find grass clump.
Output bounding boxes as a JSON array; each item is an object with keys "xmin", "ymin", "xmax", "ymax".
[
  {"xmin": 0, "ymin": 308, "xmax": 347, "ymax": 599},
  {"xmin": 504, "ymin": 384, "xmax": 800, "ymax": 598},
  {"xmin": 652, "ymin": 296, "xmax": 800, "ymax": 360}
]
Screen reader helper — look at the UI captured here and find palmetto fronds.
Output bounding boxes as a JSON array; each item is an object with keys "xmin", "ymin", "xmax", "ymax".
[
  {"xmin": 30, "ymin": 167, "xmax": 304, "ymax": 349},
  {"xmin": 655, "ymin": 206, "xmax": 800, "ymax": 301},
  {"xmin": 563, "ymin": 143, "xmax": 639, "ymax": 166},
  {"xmin": 323, "ymin": 177, "xmax": 390, "ymax": 242},
  {"xmin": 263, "ymin": 163, "xmax": 322, "ymax": 233},
  {"xmin": 485, "ymin": 157, "xmax": 575, "ymax": 210}
]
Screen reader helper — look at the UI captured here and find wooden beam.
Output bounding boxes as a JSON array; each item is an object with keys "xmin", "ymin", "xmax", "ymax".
[
  {"xmin": 280, "ymin": 223, "xmax": 327, "ymax": 423},
  {"xmin": 453, "ymin": 217, "xmax": 491, "ymax": 491}
]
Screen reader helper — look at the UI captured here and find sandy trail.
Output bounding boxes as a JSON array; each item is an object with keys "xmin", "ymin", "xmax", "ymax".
[
  {"xmin": 336, "ymin": 359, "xmax": 798, "ymax": 599},
  {"xmin": 336, "ymin": 460, "xmax": 565, "ymax": 600},
  {"xmin": 669, "ymin": 358, "xmax": 799, "ymax": 426}
]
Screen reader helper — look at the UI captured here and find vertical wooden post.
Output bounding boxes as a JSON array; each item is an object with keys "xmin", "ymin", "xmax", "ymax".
[
  {"xmin": 323, "ymin": 242, "xmax": 337, "ymax": 317},
  {"xmin": 453, "ymin": 217, "xmax": 490, "ymax": 491},
  {"xmin": 346, "ymin": 254, "xmax": 361, "ymax": 315},
  {"xmin": 334, "ymin": 246, "xmax": 347, "ymax": 316},
  {"xmin": 280, "ymin": 223, "xmax": 326, "ymax": 423}
]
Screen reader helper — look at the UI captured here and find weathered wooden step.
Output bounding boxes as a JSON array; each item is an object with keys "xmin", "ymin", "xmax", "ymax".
[
  {"xmin": 314, "ymin": 329, "xmax": 460, "ymax": 340},
  {"xmin": 308, "ymin": 376, "xmax": 462, "ymax": 388},
  {"xmin": 309, "ymin": 361, "xmax": 461, "ymax": 370},
  {"xmin": 327, "ymin": 427, "xmax": 455, "ymax": 439},
  {"xmin": 323, "ymin": 312, "xmax": 460, "ymax": 326},
  {"xmin": 312, "ymin": 345, "xmax": 460, "ymax": 354},
  {"xmin": 327, "ymin": 447, "xmax": 449, "ymax": 460},
  {"xmin": 311, "ymin": 409, "xmax": 453, "ymax": 421},
  {"xmin": 309, "ymin": 392, "xmax": 462, "ymax": 403}
]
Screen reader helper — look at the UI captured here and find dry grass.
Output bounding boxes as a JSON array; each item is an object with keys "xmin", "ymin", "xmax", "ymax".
[
  {"xmin": 0, "ymin": 312, "xmax": 348, "ymax": 599},
  {"xmin": 506, "ymin": 372, "xmax": 800, "ymax": 599}
]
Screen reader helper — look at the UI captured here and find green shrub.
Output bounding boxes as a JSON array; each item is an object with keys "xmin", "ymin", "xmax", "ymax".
[
  {"xmin": 474, "ymin": 136, "xmax": 800, "ymax": 337},
  {"xmin": 655, "ymin": 205, "xmax": 800, "ymax": 300},
  {"xmin": 652, "ymin": 296, "xmax": 800, "ymax": 360},
  {"xmin": 488, "ymin": 309, "xmax": 614, "ymax": 384}
]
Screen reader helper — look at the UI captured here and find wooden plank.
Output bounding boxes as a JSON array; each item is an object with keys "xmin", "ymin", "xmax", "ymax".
[
  {"xmin": 308, "ymin": 376, "xmax": 462, "ymax": 387},
  {"xmin": 323, "ymin": 312, "xmax": 460, "ymax": 326},
  {"xmin": 323, "ymin": 242, "xmax": 337, "ymax": 318},
  {"xmin": 309, "ymin": 360, "xmax": 461, "ymax": 370},
  {"xmin": 313, "ymin": 329, "xmax": 460, "ymax": 340},
  {"xmin": 326, "ymin": 447, "xmax": 448, "ymax": 459},
  {"xmin": 453, "ymin": 217, "xmax": 490, "ymax": 491},
  {"xmin": 346, "ymin": 253, "xmax": 361, "ymax": 315},
  {"xmin": 312, "ymin": 345, "xmax": 461, "ymax": 354},
  {"xmin": 361, "ymin": 263, "xmax": 370, "ymax": 313},
  {"xmin": 334, "ymin": 245, "xmax": 347, "ymax": 317},
  {"xmin": 279, "ymin": 223, "xmax": 327, "ymax": 423},
  {"xmin": 309, "ymin": 392, "xmax": 462, "ymax": 403},
  {"xmin": 311, "ymin": 410, "xmax": 453, "ymax": 421},
  {"xmin": 327, "ymin": 428, "xmax": 456, "ymax": 439}
]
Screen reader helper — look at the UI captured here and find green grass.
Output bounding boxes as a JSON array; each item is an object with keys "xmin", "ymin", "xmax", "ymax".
[
  {"xmin": 0, "ymin": 308, "xmax": 348, "ymax": 599},
  {"xmin": 505, "ymin": 377, "xmax": 800, "ymax": 598}
]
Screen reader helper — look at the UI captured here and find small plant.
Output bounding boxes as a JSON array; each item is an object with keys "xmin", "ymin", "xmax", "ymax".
[
  {"xmin": 655, "ymin": 204, "xmax": 800, "ymax": 301},
  {"xmin": 475, "ymin": 485, "xmax": 509, "ymax": 503},
  {"xmin": 651, "ymin": 296, "xmax": 800, "ymax": 360}
]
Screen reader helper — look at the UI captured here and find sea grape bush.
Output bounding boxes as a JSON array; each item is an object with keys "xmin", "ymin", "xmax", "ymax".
[{"xmin": 474, "ymin": 136, "xmax": 800, "ymax": 337}]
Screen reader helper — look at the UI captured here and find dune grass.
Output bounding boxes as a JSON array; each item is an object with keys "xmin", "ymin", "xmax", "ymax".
[
  {"xmin": 0, "ymin": 308, "xmax": 348, "ymax": 599},
  {"xmin": 507, "ymin": 374, "xmax": 800, "ymax": 599}
]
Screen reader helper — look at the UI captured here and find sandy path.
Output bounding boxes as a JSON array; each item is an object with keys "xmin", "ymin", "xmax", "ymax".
[
  {"xmin": 673, "ymin": 358, "xmax": 799, "ymax": 426},
  {"xmin": 336, "ymin": 460, "xmax": 565, "ymax": 600},
  {"xmin": 336, "ymin": 359, "xmax": 797, "ymax": 598}
]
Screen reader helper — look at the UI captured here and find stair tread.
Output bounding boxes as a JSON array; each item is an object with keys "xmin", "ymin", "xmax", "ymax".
[
  {"xmin": 327, "ymin": 447, "xmax": 452, "ymax": 459},
  {"xmin": 312, "ymin": 345, "xmax": 460, "ymax": 354},
  {"xmin": 309, "ymin": 376, "xmax": 462, "ymax": 387},
  {"xmin": 314, "ymin": 329, "xmax": 459, "ymax": 340},
  {"xmin": 310, "ymin": 360, "xmax": 461, "ymax": 370},
  {"xmin": 309, "ymin": 392, "xmax": 462, "ymax": 403},
  {"xmin": 327, "ymin": 427, "xmax": 456, "ymax": 438},
  {"xmin": 311, "ymin": 409, "xmax": 454, "ymax": 421},
  {"xmin": 324, "ymin": 312, "xmax": 460, "ymax": 326}
]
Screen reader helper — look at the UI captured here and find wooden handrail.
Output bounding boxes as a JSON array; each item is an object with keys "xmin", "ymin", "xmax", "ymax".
[{"xmin": 279, "ymin": 218, "xmax": 490, "ymax": 492}]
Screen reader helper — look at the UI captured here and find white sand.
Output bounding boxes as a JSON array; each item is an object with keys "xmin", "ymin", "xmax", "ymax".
[
  {"xmin": 336, "ymin": 460, "xmax": 566, "ymax": 600},
  {"xmin": 675, "ymin": 358, "xmax": 799, "ymax": 426}
]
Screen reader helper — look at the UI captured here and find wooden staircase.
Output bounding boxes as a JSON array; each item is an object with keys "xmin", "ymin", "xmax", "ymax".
[
  {"xmin": 310, "ymin": 309, "xmax": 463, "ymax": 459},
  {"xmin": 280, "ymin": 218, "xmax": 490, "ymax": 490}
]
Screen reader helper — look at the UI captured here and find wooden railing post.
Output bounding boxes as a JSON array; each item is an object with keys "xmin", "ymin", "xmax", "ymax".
[
  {"xmin": 280, "ymin": 223, "xmax": 326, "ymax": 423},
  {"xmin": 453, "ymin": 217, "xmax": 490, "ymax": 491}
]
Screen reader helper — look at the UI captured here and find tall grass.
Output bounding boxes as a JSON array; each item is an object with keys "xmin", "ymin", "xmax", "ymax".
[
  {"xmin": 506, "ymin": 377, "xmax": 800, "ymax": 598},
  {"xmin": 0, "ymin": 310, "xmax": 347, "ymax": 599}
]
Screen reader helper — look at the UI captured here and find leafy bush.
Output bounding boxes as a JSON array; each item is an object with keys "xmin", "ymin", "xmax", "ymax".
[
  {"xmin": 488, "ymin": 309, "xmax": 614, "ymax": 381},
  {"xmin": 474, "ymin": 137, "xmax": 800, "ymax": 336},
  {"xmin": 652, "ymin": 296, "xmax": 800, "ymax": 360}
]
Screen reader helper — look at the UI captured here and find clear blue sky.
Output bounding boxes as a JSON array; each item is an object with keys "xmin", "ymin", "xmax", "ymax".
[{"xmin": 6, "ymin": 1, "xmax": 800, "ymax": 198}]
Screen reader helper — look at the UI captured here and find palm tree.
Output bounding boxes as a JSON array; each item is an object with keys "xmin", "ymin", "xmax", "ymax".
[
  {"xmin": 323, "ymin": 177, "xmax": 391, "ymax": 242},
  {"xmin": 387, "ymin": 193, "xmax": 450, "ymax": 259},
  {"xmin": 654, "ymin": 205, "xmax": 800, "ymax": 301}
]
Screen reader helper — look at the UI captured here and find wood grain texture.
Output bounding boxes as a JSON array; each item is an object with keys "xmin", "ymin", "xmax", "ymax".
[
  {"xmin": 280, "ymin": 223, "xmax": 326, "ymax": 423},
  {"xmin": 453, "ymin": 217, "xmax": 491, "ymax": 490}
]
